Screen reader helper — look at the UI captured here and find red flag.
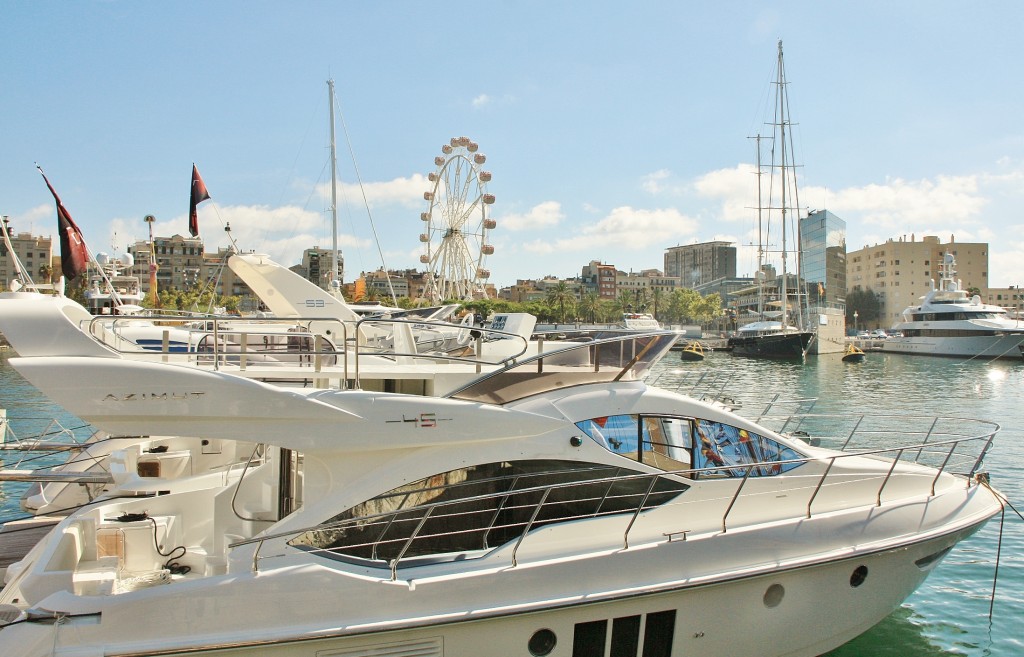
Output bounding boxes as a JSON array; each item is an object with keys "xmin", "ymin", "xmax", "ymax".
[
  {"xmin": 37, "ymin": 166, "xmax": 89, "ymax": 281},
  {"xmin": 189, "ymin": 164, "xmax": 211, "ymax": 238}
]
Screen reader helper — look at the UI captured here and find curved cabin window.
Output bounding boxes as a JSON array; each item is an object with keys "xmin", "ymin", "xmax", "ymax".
[
  {"xmin": 576, "ymin": 415, "xmax": 803, "ymax": 478},
  {"xmin": 290, "ymin": 460, "xmax": 688, "ymax": 567}
]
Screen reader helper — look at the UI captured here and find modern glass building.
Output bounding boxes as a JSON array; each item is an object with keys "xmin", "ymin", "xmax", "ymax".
[{"xmin": 799, "ymin": 209, "xmax": 846, "ymax": 309}]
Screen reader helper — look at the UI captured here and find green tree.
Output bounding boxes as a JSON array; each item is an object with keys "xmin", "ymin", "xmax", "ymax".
[
  {"xmin": 693, "ymin": 293, "xmax": 723, "ymax": 326},
  {"xmin": 650, "ymin": 288, "xmax": 666, "ymax": 322},
  {"xmin": 845, "ymin": 286, "xmax": 882, "ymax": 327},
  {"xmin": 668, "ymin": 288, "xmax": 702, "ymax": 324},
  {"xmin": 617, "ymin": 289, "xmax": 634, "ymax": 314},
  {"xmin": 545, "ymin": 281, "xmax": 577, "ymax": 323},
  {"xmin": 578, "ymin": 291, "xmax": 600, "ymax": 323}
]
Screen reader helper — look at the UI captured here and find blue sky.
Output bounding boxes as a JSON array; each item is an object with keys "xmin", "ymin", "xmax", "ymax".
[{"xmin": 3, "ymin": 2, "xmax": 1024, "ymax": 290}]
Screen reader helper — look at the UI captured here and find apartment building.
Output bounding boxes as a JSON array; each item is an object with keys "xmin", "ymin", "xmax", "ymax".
[
  {"xmin": 664, "ymin": 241, "xmax": 736, "ymax": 288},
  {"xmin": 986, "ymin": 286, "xmax": 1023, "ymax": 318},
  {"xmin": 580, "ymin": 261, "xmax": 619, "ymax": 300},
  {"xmin": 0, "ymin": 219, "xmax": 54, "ymax": 289},
  {"xmin": 128, "ymin": 237, "xmax": 254, "ymax": 299},
  {"xmin": 846, "ymin": 235, "xmax": 989, "ymax": 326}
]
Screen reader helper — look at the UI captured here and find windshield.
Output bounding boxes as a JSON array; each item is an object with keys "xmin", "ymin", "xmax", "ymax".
[
  {"xmin": 447, "ymin": 332, "xmax": 678, "ymax": 405},
  {"xmin": 576, "ymin": 413, "xmax": 804, "ymax": 478}
]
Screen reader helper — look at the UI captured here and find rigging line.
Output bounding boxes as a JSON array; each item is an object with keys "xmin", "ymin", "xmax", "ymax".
[
  {"xmin": 989, "ymin": 504, "xmax": 1005, "ymax": 622},
  {"xmin": 333, "ymin": 93, "xmax": 399, "ymax": 307},
  {"xmin": 207, "ymin": 203, "xmax": 240, "ymax": 253}
]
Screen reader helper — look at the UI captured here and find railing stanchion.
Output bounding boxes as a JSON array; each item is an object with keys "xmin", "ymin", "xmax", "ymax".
[
  {"xmin": 391, "ymin": 507, "xmax": 436, "ymax": 581},
  {"xmin": 624, "ymin": 475, "xmax": 660, "ymax": 549},
  {"xmin": 512, "ymin": 489, "xmax": 551, "ymax": 568},
  {"xmin": 806, "ymin": 457, "xmax": 836, "ymax": 518},
  {"xmin": 721, "ymin": 466, "xmax": 755, "ymax": 533},
  {"xmin": 876, "ymin": 448, "xmax": 905, "ymax": 506}
]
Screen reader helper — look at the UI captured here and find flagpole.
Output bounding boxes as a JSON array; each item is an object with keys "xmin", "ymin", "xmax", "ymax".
[{"xmin": 34, "ymin": 164, "xmax": 124, "ymax": 308}]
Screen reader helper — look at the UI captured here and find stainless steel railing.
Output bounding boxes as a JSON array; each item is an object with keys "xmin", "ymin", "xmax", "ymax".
[{"xmin": 232, "ymin": 421, "xmax": 997, "ymax": 580}]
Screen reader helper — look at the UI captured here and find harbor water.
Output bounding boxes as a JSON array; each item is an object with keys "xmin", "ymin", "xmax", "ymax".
[{"xmin": 1, "ymin": 349, "xmax": 1022, "ymax": 656}]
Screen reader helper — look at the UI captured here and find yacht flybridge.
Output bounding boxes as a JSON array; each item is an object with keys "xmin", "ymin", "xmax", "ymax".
[{"xmin": 0, "ymin": 330, "xmax": 1003, "ymax": 657}]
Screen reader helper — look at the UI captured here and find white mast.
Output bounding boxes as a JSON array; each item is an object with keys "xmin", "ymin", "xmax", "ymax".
[
  {"xmin": 775, "ymin": 41, "xmax": 790, "ymax": 330},
  {"xmin": 328, "ymin": 79, "xmax": 340, "ymax": 291},
  {"xmin": 772, "ymin": 39, "xmax": 805, "ymax": 331},
  {"xmin": 754, "ymin": 135, "xmax": 765, "ymax": 320}
]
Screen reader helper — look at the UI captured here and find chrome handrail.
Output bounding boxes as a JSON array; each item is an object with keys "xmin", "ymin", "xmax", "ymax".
[{"xmin": 232, "ymin": 425, "xmax": 998, "ymax": 578}]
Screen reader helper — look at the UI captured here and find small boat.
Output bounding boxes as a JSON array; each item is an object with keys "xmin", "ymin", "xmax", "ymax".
[
  {"xmin": 842, "ymin": 343, "xmax": 866, "ymax": 363},
  {"xmin": 679, "ymin": 340, "xmax": 705, "ymax": 361}
]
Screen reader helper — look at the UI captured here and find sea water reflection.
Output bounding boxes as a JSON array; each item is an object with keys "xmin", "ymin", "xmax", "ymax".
[{"xmin": 651, "ymin": 349, "xmax": 1024, "ymax": 657}]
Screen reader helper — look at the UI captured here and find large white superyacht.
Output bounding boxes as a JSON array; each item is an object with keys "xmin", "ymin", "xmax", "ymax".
[{"xmin": 881, "ymin": 252, "xmax": 1024, "ymax": 359}]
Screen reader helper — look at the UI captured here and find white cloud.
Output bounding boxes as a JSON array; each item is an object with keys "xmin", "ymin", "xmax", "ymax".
[
  {"xmin": 319, "ymin": 174, "xmax": 429, "ymax": 210},
  {"xmin": 472, "ymin": 94, "xmax": 491, "ymax": 108},
  {"xmin": 642, "ymin": 169, "xmax": 673, "ymax": 194},
  {"xmin": 821, "ymin": 175, "xmax": 986, "ymax": 230},
  {"xmin": 499, "ymin": 201, "xmax": 565, "ymax": 231},
  {"xmin": 16, "ymin": 204, "xmax": 52, "ymax": 224},
  {"xmin": 106, "ymin": 204, "xmax": 371, "ymax": 269},
  {"xmin": 693, "ymin": 164, "xmax": 756, "ymax": 222},
  {"xmin": 522, "ymin": 206, "xmax": 698, "ymax": 254}
]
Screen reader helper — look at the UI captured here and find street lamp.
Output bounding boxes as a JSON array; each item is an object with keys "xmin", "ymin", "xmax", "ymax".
[{"xmin": 853, "ymin": 310, "xmax": 859, "ymax": 335}]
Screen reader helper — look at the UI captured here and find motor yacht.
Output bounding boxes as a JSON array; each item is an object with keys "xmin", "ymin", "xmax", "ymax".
[
  {"xmin": 881, "ymin": 252, "xmax": 1024, "ymax": 359},
  {"xmin": 0, "ymin": 333, "xmax": 1003, "ymax": 657}
]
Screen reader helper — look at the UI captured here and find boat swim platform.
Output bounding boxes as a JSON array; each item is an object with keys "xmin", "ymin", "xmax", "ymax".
[{"xmin": 0, "ymin": 516, "xmax": 61, "ymax": 584}]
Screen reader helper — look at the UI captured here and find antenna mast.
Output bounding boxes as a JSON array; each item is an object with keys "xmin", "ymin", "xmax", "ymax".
[{"xmin": 328, "ymin": 79, "xmax": 340, "ymax": 291}]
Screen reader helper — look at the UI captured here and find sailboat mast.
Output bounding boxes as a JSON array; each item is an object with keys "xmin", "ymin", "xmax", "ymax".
[
  {"xmin": 754, "ymin": 134, "xmax": 765, "ymax": 320},
  {"xmin": 775, "ymin": 41, "xmax": 791, "ymax": 330},
  {"xmin": 328, "ymin": 79, "xmax": 340, "ymax": 289}
]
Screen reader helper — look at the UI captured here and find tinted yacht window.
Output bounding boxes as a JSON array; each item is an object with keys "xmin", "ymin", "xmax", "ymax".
[
  {"xmin": 291, "ymin": 460, "xmax": 688, "ymax": 565},
  {"xmin": 693, "ymin": 419, "xmax": 802, "ymax": 477},
  {"xmin": 577, "ymin": 415, "xmax": 803, "ymax": 478}
]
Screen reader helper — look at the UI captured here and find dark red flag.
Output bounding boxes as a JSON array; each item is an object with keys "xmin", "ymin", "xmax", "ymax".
[
  {"xmin": 189, "ymin": 164, "xmax": 211, "ymax": 237},
  {"xmin": 37, "ymin": 166, "xmax": 89, "ymax": 281}
]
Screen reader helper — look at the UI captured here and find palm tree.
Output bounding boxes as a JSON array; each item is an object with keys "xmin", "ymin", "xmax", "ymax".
[
  {"xmin": 578, "ymin": 291, "xmax": 600, "ymax": 324},
  {"xmin": 545, "ymin": 281, "xmax": 577, "ymax": 324},
  {"xmin": 617, "ymin": 289, "xmax": 634, "ymax": 314},
  {"xmin": 38, "ymin": 264, "xmax": 53, "ymax": 284},
  {"xmin": 650, "ymin": 288, "xmax": 666, "ymax": 322}
]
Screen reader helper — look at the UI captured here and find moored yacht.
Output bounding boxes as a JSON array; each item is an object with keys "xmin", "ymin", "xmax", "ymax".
[
  {"xmin": 728, "ymin": 321, "xmax": 813, "ymax": 359},
  {"xmin": 0, "ymin": 333, "xmax": 1003, "ymax": 657},
  {"xmin": 881, "ymin": 252, "xmax": 1024, "ymax": 359}
]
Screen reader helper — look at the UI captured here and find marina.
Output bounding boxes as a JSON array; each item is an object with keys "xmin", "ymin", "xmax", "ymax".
[
  {"xmin": 1, "ymin": 345, "xmax": 1021, "ymax": 656},
  {"xmin": 1, "ymin": 17, "xmax": 1022, "ymax": 656}
]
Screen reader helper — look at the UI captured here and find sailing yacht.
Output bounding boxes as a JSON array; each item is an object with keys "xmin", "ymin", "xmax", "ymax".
[{"xmin": 729, "ymin": 41, "xmax": 814, "ymax": 359}]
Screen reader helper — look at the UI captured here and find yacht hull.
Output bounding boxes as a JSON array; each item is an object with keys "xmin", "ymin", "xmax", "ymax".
[
  {"xmin": 0, "ymin": 523, "xmax": 985, "ymax": 657},
  {"xmin": 728, "ymin": 331, "xmax": 813, "ymax": 359},
  {"xmin": 880, "ymin": 334, "xmax": 1024, "ymax": 359}
]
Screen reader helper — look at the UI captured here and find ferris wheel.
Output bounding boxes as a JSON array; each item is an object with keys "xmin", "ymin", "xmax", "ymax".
[{"xmin": 419, "ymin": 136, "xmax": 496, "ymax": 302}]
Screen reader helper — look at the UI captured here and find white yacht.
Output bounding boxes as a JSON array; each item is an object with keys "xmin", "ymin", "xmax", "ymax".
[
  {"xmin": 0, "ymin": 265, "xmax": 600, "ymax": 517},
  {"xmin": 881, "ymin": 252, "xmax": 1024, "ymax": 359},
  {"xmin": 0, "ymin": 333, "xmax": 1003, "ymax": 657},
  {"xmin": 621, "ymin": 312, "xmax": 661, "ymax": 331},
  {"xmin": 83, "ymin": 252, "xmax": 145, "ymax": 316}
]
